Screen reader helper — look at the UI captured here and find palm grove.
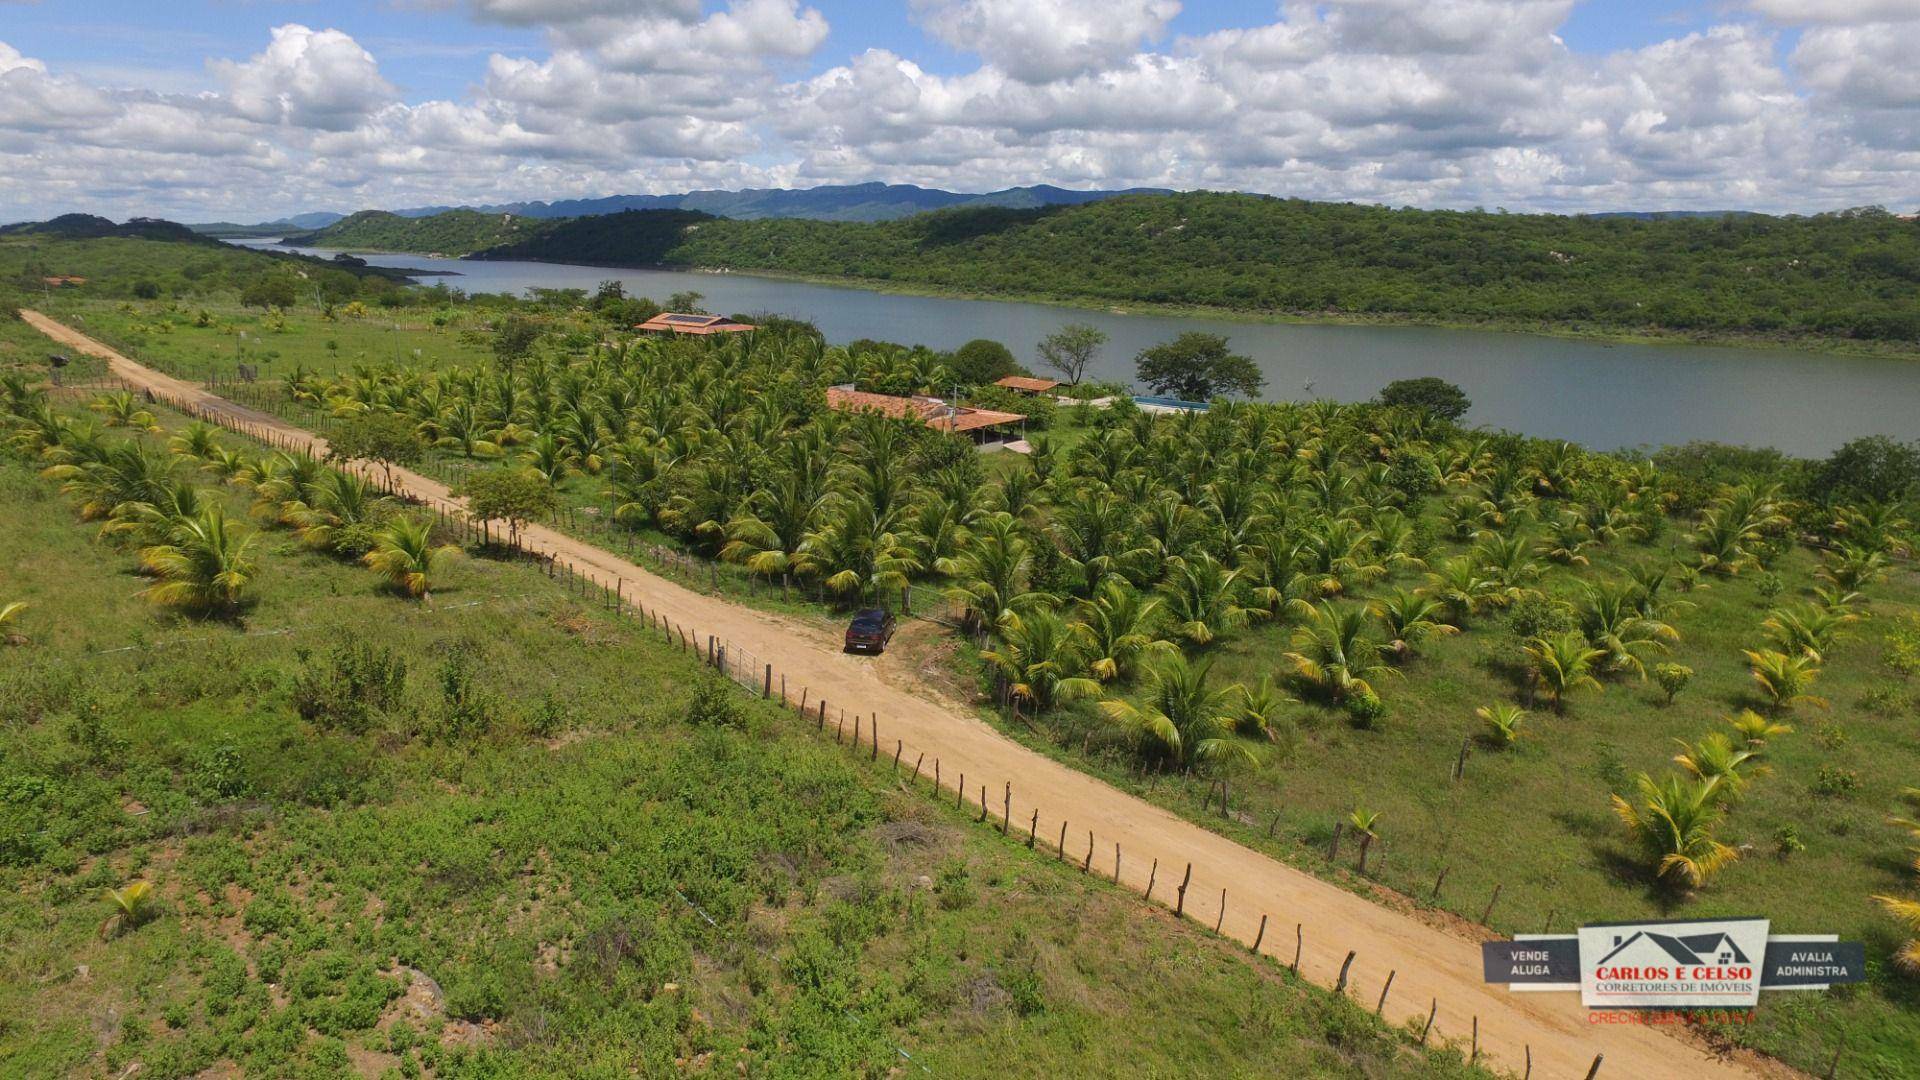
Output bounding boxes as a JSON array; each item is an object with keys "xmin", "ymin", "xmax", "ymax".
[{"xmin": 157, "ymin": 313, "xmax": 1909, "ymax": 910}]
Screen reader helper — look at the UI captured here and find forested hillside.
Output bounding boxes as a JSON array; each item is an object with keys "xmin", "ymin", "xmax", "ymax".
[
  {"xmin": 659, "ymin": 194, "xmax": 1920, "ymax": 343},
  {"xmin": 279, "ymin": 193, "xmax": 1920, "ymax": 346},
  {"xmin": 284, "ymin": 209, "xmax": 556, "ymax": 255}
]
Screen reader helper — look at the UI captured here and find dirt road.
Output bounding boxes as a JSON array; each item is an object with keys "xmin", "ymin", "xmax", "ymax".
[{"xmin": 24, "ymin": 309, "xmax": 1776, "ymax": 1078}]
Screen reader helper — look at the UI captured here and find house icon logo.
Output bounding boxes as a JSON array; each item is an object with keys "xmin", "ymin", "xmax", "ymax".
[
  {"xmin": 1578, "ymin": 917, "xmax": 1770, "ymax": 1009},
  {"xmin": 1596, "ymin": 930, "xmax": 1751, "ymax": 969}
]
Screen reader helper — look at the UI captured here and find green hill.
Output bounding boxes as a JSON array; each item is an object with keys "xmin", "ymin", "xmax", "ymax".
[
  {"xmin": 473, "ymin": 209, "xmax": 717, "ymax": 265},
  {"xmin": 656, "ymin": 193, "xmax": 1920, "ymax": 344},
  {"xmin": 289, "ymin": 194, "xmax": 1920, "ymax": 346},
  {"xmin": 286, "ymin": 209, "xmax": 557, "ymax": 255}
]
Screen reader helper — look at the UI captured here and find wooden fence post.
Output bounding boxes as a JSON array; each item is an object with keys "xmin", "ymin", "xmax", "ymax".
[
  {"xmin": 1420, "ymin": 1000, "xmax": 1436, "ymax": 1045},
  {"xmin": 1293, "ymin": 924, "xmax": 1302, "ymax": 974},
  {"xmin": 1002, "ymin": 783, "xmax": 1011, "ymax": 834},
  {"xmin": 1145, "ymin": 859, "xmax": 1157, "ymax": 902},
  {"xmin": 1057, "ymin": 820, "xmax": 1067, "ymax": 860},
  {"xmin": 1175, "ymin": 863, "xmax": 1192, "ymax": 918},
  {"xmin": 1585, "ymin": 1054, "xmax": 1603, "ymax": 1080},
  {"xmin": 1327, "ymin": 822, "xmax": 1344, "ymax": 862},
  {"xmin": 1215, "ymin": 889, "xmax": 1226, "ymax": 933},
  {"xmin": 1335, "ymin": 950, "xmax": 1355, "ymax": 993},
  {"xmin": 1431, "ymin": 866, "xmax": 1449, "ymax": 901},
  {"xmin": 1081, "ymin": 831, "xmax": 1093, "ymax": 873},
  {"xmin": 1376, "ymin": 970, "xmax": 1395, "ymax": 1016},
  {"xmin": 1481, "ymin": 884, "xmax": 1504, "ymax": 926},
  {"xmin": 1252, "ymin": 914, "xmax": 1267, "ymax": 953},
  {"xmin": 893, "ymin": 741, "xmax": 903, "ymax": 773},
  {"xmin": 1027, "ymin": 809, "xmax": 1038, "ymax": 848}
]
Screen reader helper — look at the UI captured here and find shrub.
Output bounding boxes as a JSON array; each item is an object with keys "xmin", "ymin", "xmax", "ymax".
[
  {"xmin": 1812, "ymin": 765, "xmax": 1861, "ymax": 798},
  {"xmin": 1344, "ymin": 688, "xmax": 1386, "ymax": 728},
  {"xmin": 1773, "ymin": 824, "xmax": 1805, "ymax": 857},
  {"xmin": 191, "ymin": 743, "xmax": 249, "ymax": 802},
  {"xmin": 291, "ymin": 639, "xmax": 408, "ymax": 735},
  {"xmin": 431, "ymin": 641, "xmax": 497, "ymax": 740},
  {"xmin": 1654, "ymin": 663, "xmax": 1694, "ymax": 705},
  {"xmin": 1753, "ymin": 571, "xmax": 1783, "ymax": 602},
  {"xmin": 1507, "ymin": 594, "xmax": 1576, "ymax": 640},
  {"xmin": 684, "ymin": 674, "xmax": 743, "ymax": 728},
  {"xmin": 1887, "ymin": 613, "xmax": 1920, "ymax": 678}
]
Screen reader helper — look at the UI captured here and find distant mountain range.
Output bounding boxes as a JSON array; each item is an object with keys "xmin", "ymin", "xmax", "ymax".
[
  {"xmin": 189, "ymin": 212, "xmax": 346, "ymax": 238},
  {"xmin": 185, "ymin": 183, "xmax": 1172, "ymax": 237},
  {"xmin": 387, "ymin": 183, "xmax": 1176, "ymax": 224}
]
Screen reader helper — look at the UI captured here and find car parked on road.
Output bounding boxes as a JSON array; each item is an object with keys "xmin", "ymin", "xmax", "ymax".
[{"xmin": 844, "ymin": 608, "xmax": 897, "ymax": 653}]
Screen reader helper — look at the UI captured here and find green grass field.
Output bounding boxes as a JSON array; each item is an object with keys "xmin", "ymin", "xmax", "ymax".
[{"xmin": 0, "ymin": 401, "xmax": 1484, "ymax": 1078}]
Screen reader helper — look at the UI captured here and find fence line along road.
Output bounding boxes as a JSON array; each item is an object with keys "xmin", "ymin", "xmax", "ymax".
[{"xmin": 21, "ymin": 309, "xmax": 1775, "ymax": 1080}]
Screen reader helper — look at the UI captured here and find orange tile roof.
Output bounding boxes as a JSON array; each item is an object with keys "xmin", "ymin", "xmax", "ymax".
[
  {"xmin": 635, "ymin": 312, "xmax": 756, "ymax": 335},
  {"xmin": 41, "ymin": 275, "xmax": 87, "ymax": 286},
  {"xmin": 994, "ymin": 375, "xmax": 1061, "ymax": 393},
  {"xmin": 825, "ymin": 386, "xmax": 1025, "ymax": 433}
]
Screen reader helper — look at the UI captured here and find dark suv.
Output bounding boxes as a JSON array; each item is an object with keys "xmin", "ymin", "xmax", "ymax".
[{"xmin": 844, "ymin": 608, "xmax": 897, "ymax": 653}]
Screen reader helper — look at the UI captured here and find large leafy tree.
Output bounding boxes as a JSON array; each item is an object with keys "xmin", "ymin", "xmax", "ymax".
[{"xmin": 1135, "ymin": 333, "xmax": 1265, "ymax": 401}]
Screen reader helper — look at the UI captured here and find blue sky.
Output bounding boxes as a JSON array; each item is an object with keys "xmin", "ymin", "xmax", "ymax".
[
  {"xmin": 1, "ymin": 1, "xmax": 1757, "ymax": 97},
  {"xmin": 0, "ymin": 0, "xmax": 1912, "ymax": 220}
]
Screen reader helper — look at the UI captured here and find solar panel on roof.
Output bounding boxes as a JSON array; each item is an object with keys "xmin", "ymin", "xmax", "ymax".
[{"xmin": 664, "ymin": 313, "xmax": 716, "ymax": 324}]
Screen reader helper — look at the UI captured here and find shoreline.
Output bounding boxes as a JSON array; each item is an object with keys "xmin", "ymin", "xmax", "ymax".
[{"xmin": 286, "ymin": 240, "xmax": 1920, "ymax": 362}]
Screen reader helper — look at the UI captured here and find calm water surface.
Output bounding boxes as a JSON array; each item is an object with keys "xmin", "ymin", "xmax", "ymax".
[{"xmin": 244, "ymin": 240, "xmax": 1920, "ymax": 456}]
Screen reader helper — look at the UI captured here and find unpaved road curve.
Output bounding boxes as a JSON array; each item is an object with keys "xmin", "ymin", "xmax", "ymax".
[{"xmin": 27, "ymin": 310, "xmax": 1782, "ymax": 1079}]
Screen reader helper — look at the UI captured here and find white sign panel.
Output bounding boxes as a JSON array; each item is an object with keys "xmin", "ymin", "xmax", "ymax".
[{"xmin": 1578, "ymin": 918, "xmax": 1770, "ymax": 1009}]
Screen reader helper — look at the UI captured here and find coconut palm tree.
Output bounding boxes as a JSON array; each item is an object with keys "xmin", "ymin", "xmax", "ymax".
[
  {"xmin": 1761, "ymin": 603, "xmax": 1856, "ymax": 662},
  {"xmin": 88, "ymin": 390, "xmax": 159, "ymax": 431},
  {"xmin": 433, "ymin": 400, "xmax": 503, "ymax": 459},
  {"xmin": 363, "ymin": 515, "xmax": 459, "ymax": 599},
  {"xmin": 1612, "ymin": 773, "xmax": 1738, "ymax": 889},
  {"xmin": 721, "ymin": 470, "xmax": 828, "ymax": 586},
  {"xmin": 41, "ymin": 439, "xmax": 180, "ymax": 522},
  {"xmin": 1072, "ymin": 581, "xmax": 1172, "ymax": 683},
  {"xmin": 0, "ymin": 600, "xmax": 27, "ymax": 646},
  {"xmin": 1286, "ymin": 600, "xmax": 1392, "ymax": 704},
  {"xmin": 982, "ymin": 608, "xmax": 1099, "ymax": 714},
  {"xmin": 1370, "ymin": 588, "xmax": 1458, "ymax": 661},
  {"xmin": 137, "ymin": 506, "xmax": 258, "ymax": 614},
  {"xmin": 1871, "ymin": 895, "xmax": 1920, "ymax": 973},
  {"xmin": 1477, "ymin": 703, "xmax": 1526, "ymax": 749},
  {"xmin": 1347, "ymin": 807, "xmax": 1384, "ymax": 874},
  {"xmin": 1098, "ymin": 654, "xmax": 1267, "ymax": 771},
  {"xmin": 1579, "ymin": 580, "xmax": 1678, "ymax": 679},
  {"xmin": 1672, "ymin": 732, "xmax": 1767, "ymax": 799},
  {"xmin": 795, "ymin": 496, "xmax": 920, "ymax": 605},
  {"xmin": 1691, "ymin": 483, "xmax": 1787, "ymax": 575},
  {"xmin": 166, "ymin": 421, "xmax": 222, "ymax": 460},
  {"xmin": 98, "ymin": 881, "xmax": 157, "ymax": 939},
  {"xmin": 1744, "ymin": 649, "xmax": 1828, "ymax": 712},
  {"xmin": 1522, "ymin": 631, "xmax": 1605, "ymax": 712},
  {"xmin": 285, "ymin": 471, "xmax": 389, "ymax": 554},
  {"xmin": 1726, "ymin": 710, "xmax": 1791, "ymax": 748},
  {"xmin": 938, "ymin": 512, "xmax": 1044, "ymax": 632},
  {"xmin": 1158, "ymin": 553, "xmax": 1254, "ymax": 646},
  {"xmin": 1818, "ymin": 543, "xmax": 1889, "ymax": 593},
  {"xmin": 1423, "ymin": 555, "xmax": 1505, "ymax": 626}
]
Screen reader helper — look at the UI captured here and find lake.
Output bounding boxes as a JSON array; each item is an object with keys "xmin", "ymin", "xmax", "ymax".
[{"xmin": 241, "ymin": 240, "xmax": 1920, "ymax": 456}]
